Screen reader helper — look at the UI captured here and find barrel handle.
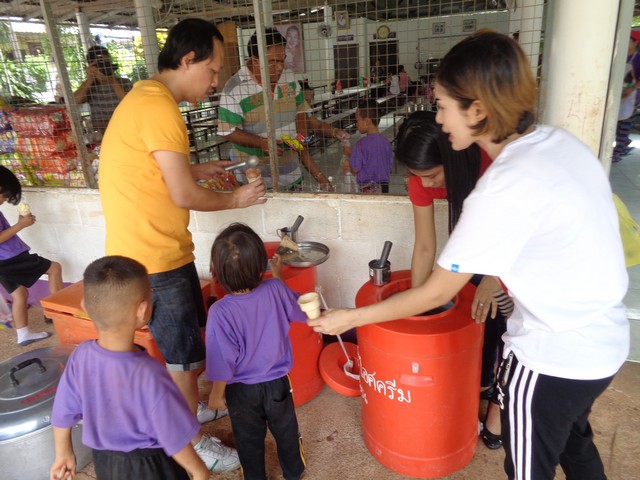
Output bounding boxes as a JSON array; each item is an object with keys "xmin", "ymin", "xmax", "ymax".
[
  {"xmin": 400, "ymin": 374, "xmax": 433, "ymax": 387},
  {"xmin": 10, "ymin": 358, "xmax": 46, "ymax": 386}
]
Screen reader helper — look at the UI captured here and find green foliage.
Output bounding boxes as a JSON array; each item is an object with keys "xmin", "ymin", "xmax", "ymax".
[{"xmin": 0, "ymin": 54, "xmax": 52, "ymax": 102}]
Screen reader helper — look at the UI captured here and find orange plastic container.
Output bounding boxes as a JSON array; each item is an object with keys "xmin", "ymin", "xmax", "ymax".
[
  {"xmin": 355, "ymin": 270, "xmax": 483, "ymax": 478},
  {"xmin": 211, "ymin": 241, "xmax": 324, "ymax": 407},
  {"xmin": 41, "ymin": 280, "xmax": 212, "ymax": 365}
]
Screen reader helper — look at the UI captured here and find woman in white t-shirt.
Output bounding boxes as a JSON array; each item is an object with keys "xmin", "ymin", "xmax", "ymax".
[{"xmin": 309, "ymin": 31, "xmax": 628, "ymax": 480}]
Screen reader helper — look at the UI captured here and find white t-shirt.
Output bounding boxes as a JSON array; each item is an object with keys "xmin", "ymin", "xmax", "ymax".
[{"xmin": 438, "ymin": 126, "xmax": 629, "ymax": 380}]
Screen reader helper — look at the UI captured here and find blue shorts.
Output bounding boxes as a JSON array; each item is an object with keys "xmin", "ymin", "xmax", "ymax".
[{"xmin": 148, "ymin": 262, "xmax": 206, "ymax": 371}]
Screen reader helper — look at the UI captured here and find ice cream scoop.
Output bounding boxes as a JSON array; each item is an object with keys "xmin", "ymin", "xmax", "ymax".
[
  {"xmin": 17, "ymin": 202, "xmax": 31, "ymax": 216},
  {"xmin": 224, "ymin": 156, "xmax": 259, "ymax": 172}
]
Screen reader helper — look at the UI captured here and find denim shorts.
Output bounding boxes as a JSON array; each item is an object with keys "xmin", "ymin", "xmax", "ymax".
[{"xmin": 148, "ymin": 262, "xmax": 206, "ymax": 371}]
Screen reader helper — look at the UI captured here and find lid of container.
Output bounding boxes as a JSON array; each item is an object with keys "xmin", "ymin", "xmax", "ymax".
[{"xmin": 0, "ymin": 345, "xmax": 75, "ymax": 441}]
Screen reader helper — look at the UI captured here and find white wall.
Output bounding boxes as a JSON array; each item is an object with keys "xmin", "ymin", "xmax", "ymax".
[{"xmin": 2, "ymin": 189, "xmax": 450, "ymax": 309}]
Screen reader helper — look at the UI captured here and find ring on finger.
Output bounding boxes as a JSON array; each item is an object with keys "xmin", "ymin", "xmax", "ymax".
[{"xmin": 479, "ymin": 303, "xmax": 485, "ymax": 307}]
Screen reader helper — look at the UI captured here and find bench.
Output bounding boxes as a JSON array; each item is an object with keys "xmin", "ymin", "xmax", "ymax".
[{"xmin": 325, "ymin": 107, "xmax": 357, "ymax": 129}]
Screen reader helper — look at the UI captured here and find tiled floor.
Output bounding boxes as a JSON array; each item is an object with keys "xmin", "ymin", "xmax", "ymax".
[{"xmin": 609, "ymin": 133, "xmax": 640, "ymax": 361}]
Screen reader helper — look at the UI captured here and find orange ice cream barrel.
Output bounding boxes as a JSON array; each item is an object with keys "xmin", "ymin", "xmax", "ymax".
[{"xmin": 355, "ymin": 270, "xmax": 483, "ymax": 478}]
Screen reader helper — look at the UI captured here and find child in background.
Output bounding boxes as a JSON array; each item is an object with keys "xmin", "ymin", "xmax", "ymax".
[
  {"xmin": 613, "ymin": 61, "xmax": 637, "ymax": 162},
  {"xmin": 50, "ymin": 256, "xmax": 209, "ymax": 480},
  {"xmin": 0, "ymin": 166, "xmax": 62, "ymax": 345},
  {"xmin": 344, "ymin": 99, "xmax": 393, "ymax": 193},
  {"xmin": 206, "ymin": 223, "xmax": 306, "ymax": 480}
]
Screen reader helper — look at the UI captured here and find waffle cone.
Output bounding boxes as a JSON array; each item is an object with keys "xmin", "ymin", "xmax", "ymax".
[{"xmin": 279, "ymin": 234, "xmax": 299, "ymax": 252}]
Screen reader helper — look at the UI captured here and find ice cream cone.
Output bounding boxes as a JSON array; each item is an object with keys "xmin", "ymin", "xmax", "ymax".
[
  {"xmin": 246, "ymin": 167, "xmax": 261, "ymax": 183},
  {"xmin": 279, "ymin": 234, "xmax": 299, "ymax": 252},
  {"xmin": 17, "ymin": 202, "xmax": 31, "ymax": 216},
  {"xmin": 298, "ymin": 292, "xmax": 321, "ymax": 320}
]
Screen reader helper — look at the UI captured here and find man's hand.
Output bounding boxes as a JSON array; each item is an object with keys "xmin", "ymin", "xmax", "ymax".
[
  {"xmin": 231, "ymin": 179, "xmax": 267, "ymax": 208},
  {"xmin": 191, "ymin": 160, "xmax": 236, "ymax": 181}
]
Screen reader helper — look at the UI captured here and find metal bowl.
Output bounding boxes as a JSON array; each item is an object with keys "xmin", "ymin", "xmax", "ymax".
[{"xmin": 281, "ymin": 241, "xmax": 330, "ymax": 267}]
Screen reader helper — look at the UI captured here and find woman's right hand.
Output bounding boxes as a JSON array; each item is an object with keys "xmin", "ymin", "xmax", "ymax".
[{"xmin": 307, "ymin": 308, "xmax": 355, "ymax": 335}]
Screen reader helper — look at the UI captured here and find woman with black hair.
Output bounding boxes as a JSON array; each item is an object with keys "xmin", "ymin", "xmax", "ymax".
[{"xmin": 396, "ymin": 111, "xmax": 510, "ymax": 449}]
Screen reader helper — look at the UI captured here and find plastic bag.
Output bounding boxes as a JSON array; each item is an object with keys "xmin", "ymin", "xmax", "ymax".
[{"xmin": 613, "ymin": 193, "xmax": 640, "ymax": 267}]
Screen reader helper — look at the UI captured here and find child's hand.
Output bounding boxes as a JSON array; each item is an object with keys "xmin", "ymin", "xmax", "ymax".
[
  {"xmin": 17, "ymin": 214, "xmax": 35, "ymax": 229},
  {"xmin": 50, "ymin": 455, "xmax": 76, "ymax": 480},
  {"xmin": 208, "ymin": 394, "xmax": 226, "ymax": 412},
  {"xmin": 270, "ymin": 253, "xmax": 284, "ymax": 280}
]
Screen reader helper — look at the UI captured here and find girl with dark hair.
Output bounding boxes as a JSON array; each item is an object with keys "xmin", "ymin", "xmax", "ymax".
[
  {"xmin": 310, "ymin": 31, "xmax": 627, "ymax": 480},
  {"xmin": 0, "ymin": 166, "xmax": 62, "ymax": 345},
  {"xmin": 396, "ymin": 111, "xmax": 508, "ymax": 449},
  {"xmin": 206, "ymin": 223, "xmax": 307, "ymax": 480}
]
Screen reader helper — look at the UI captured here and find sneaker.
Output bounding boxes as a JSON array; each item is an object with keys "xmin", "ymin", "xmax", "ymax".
[
  {"xmin": 623, "ymin": 146, "xmax": 635, "ymax": 156},
  {"xmin": 194, "ymin": 434, "xmax": 240, "ymax": 473},
  {"xmin": 612, "ymin": 155, "xmax": 623, "ymax": 163},
  {"xmin": 196, "ymin": 401, "xmax": 228, "ymax": 424}
]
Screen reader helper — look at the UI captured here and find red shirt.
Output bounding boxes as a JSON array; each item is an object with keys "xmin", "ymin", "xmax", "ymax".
[{"xmin": 408, "ymin": 149, "xmax": 492, "ymax": 207}]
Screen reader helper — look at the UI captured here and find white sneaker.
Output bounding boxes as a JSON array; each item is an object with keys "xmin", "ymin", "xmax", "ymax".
[
  {"xmin": 194, "ymin": 434, "xmax": 240, "ymax": 472},
  {"xmin": 196, "ymin": 401, "xmax": 228, "ymax": 424}
]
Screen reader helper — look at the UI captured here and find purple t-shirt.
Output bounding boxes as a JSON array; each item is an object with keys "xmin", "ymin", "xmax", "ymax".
[
  {"xmin": 349, "ymin": 133, "xmax": 393, "ymax": 185},
  {"xmin": 0, "ymin": 212, "xmax": 29, "ymax": 261},
  {"xmin": 206, "ymin": 278, "xmax": 306, "ymax": 385},
  {"xmin": 51, "ymin": 341, "xmax": 200, "ymax": 456}
]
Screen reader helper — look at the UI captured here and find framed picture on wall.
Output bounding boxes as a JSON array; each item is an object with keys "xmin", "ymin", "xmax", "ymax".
[
  {"xmin": 463, "ymin": 19, "xmax": 476, "ymax": 33},
  {"xmin": 335, "ymin": 11, "xmax": 349, "ymax": 30},
  {"xmin": 432, "ymin": 22, "xmax": 446, "ymax": 35},
  {"xmin": 276, "ymin": 24, "xmax": 305, "ymax": 73}
]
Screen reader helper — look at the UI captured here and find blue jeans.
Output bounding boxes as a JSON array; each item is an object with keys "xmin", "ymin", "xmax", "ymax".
[{"xmin": 148, "ymin": 262, "xmax": 206, "ymax": 371}]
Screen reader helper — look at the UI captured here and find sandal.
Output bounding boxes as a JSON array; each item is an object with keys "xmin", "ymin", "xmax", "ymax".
[
  {"xmin": 480, "ymin": 385, "xmax": 495, "ymax": 401},
  {"xmin": 481, "ymin": 424, "xmax": 503, "ymax": 450}
]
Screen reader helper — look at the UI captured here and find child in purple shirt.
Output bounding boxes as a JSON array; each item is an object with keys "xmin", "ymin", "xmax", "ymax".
[
  {"xmin": 345, "ymin": 99, "xmax": 394, "ymax": 193},
  {"xmin": 0, "ymin": 166, "xmax": 62, "ymax": 345},
  {"xmin": 50, "ymin": 256, "xmax": 209, "ymax": 480},
  {"xmin": 206, "ymin": 223, "xmax": 306, "ymax": 480}
]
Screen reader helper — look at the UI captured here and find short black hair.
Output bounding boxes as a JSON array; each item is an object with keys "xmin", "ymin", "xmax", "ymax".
[
  {"xmin": 0, "ymin": 166, "xmax": 22, "ymax": 205},
  {"xmin": 211, "ymin": 223, "xmax": 268, "ymax": 293},
  {"xmin": 83, "ymin": 256, "xmax": 150, "ymax": 330},
  {"xmin": 158, "ymin": 18, "xmax": 224, "ymax": 71},
  {"xmin": 247, "ymin": 28, "xmax": 286, "ymax": 59},
  {"xmin": 357, "ymin": 99, "xmax": 380, "ymax": 126}
]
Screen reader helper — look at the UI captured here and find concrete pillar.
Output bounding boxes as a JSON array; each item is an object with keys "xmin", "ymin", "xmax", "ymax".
[
  {"xmin": 75, "ymin": 10, "xmax": 92, "ymax": 55},
  {"xmin": 539, "ymin": 0, "xmax": 633, "ymax": 169},
  {"xmin": 133, "ymin": 0, "xmax": 159, "ymax": 77}
]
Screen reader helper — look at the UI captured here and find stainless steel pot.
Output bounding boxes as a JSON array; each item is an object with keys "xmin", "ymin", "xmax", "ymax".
[{"xmin": 0, "ymin": 345, "xmax": 92, "ymax": 480}]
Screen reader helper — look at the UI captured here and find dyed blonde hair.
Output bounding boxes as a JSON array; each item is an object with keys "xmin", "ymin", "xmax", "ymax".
[{"xmin": 436, "ymin": 30, "xmax": 537, "ymax": 143}]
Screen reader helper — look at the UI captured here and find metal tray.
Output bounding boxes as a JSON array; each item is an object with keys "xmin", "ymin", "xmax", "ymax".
[{"xmin": 281, "ymin": 241, "xmax": 330, "ymax": 268}]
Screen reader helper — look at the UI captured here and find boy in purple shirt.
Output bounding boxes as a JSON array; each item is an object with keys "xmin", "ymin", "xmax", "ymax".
[
  {"xmin": 206, "ymin": 223, "xmax": 306, "ymax": 480},
  {"xmin": 345, "ymin": 99, "xmax": 394, "ymax": 193},
  {"xmin": 0, "ymin": 166, "xmax": 62, "ymax": 345},
  {"xmin": 50, "ymin": 256, "xmax": 209, "ymax": 480}
]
